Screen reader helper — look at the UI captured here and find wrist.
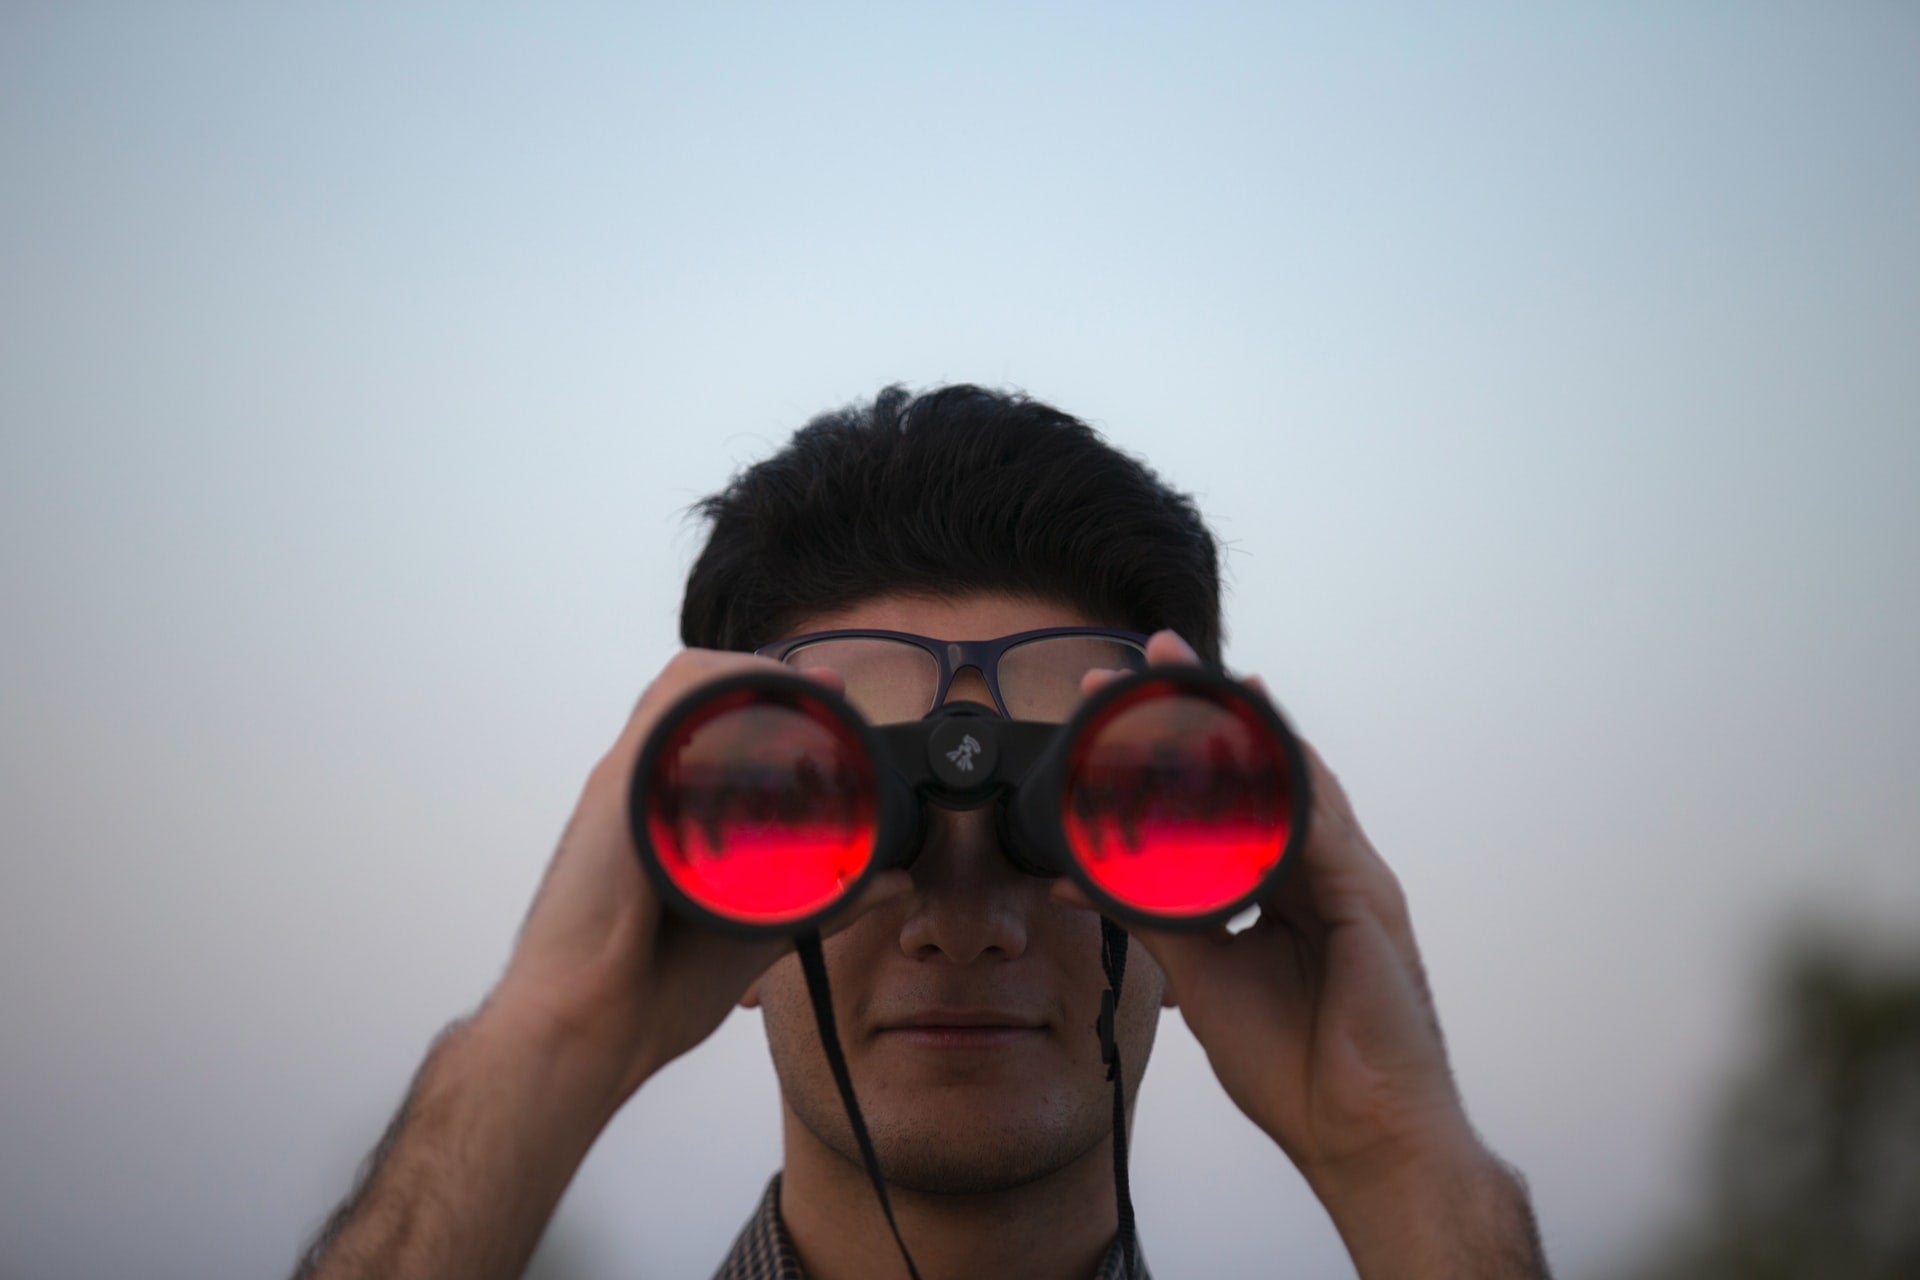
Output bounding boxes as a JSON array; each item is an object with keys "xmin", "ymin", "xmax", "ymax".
[
  {"xmin": 473, "ymin": 980, "xmax": 651, "ymax": 1127},
  {"xmin": 1308, "ymin": 1134, "xmax": 1549, "ymax": 1280},
  {"xmin": 1300, "ymin": 1109, "xmax": 1481, "ymax": 1210},
  {"xmin": 298, "ymin": 1008, "xmax": 630, "ymax": 1279}
]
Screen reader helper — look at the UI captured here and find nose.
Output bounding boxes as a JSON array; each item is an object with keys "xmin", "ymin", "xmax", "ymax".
[
  {"xmin": 897, "ymin": 660, "xmax": 1031, "ymax": 961},
  {"xmin": 897, "ymin": 805, "xmax": 1034, "ymax": 964}
]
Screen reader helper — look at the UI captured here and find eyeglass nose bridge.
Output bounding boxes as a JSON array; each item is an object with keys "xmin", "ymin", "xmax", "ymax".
[{"xmin": 938, "ymin": 640, "xmax": 1006, "ymax": 716}]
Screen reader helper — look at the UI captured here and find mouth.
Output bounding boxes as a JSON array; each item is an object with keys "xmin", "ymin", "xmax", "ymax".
[{"xmin": 876, "ymin": 1009, "xmax": 1048, "ymax": 1049}]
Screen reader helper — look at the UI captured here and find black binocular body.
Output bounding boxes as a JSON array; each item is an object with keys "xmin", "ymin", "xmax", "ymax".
[{"xmin": 628, "ymin": 664, "xmax": 1312, "ymax": 935}]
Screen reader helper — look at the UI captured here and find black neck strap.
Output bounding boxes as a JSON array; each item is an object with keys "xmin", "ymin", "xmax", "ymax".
[
  {"xmin": 796, "ymin": 931, "xmax": 924, "ymax": 1280},
  {"xmin": 1098, "ymin": 916, "xmax": 1139, "ymax": 1274}
]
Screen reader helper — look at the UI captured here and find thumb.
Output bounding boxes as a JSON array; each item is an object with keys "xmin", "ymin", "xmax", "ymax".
[{"xmin": 818, "ymin": 868, "xmax": 912, "ymax": 939}]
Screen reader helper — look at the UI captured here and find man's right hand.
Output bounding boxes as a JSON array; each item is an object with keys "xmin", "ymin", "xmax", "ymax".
[
  {"xmin": 486, "ymin": 648, "xmax": 913, "ymax": 1111},
  {"xmin": 295, "ymin": 650, "xmax": 908, "ymax": 1280}
]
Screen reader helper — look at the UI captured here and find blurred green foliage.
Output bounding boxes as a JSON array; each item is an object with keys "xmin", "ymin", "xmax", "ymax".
[{"xmin": 1615, "ymin": 930, "xmax": 1920, "ymax": 1280}]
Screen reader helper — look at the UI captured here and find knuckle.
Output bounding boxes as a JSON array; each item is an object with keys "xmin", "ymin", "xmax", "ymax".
[{"xmin": 582, "ymin": 756, "xmax": 626, "ymax": 811}]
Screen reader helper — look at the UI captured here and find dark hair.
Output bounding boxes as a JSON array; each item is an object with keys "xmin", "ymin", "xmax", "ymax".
[{"xmin": 680, "ymin": 384, "xmax": 1224, "ymax": 663}]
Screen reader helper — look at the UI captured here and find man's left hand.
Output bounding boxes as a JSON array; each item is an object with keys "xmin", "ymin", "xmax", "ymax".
[{"xmin": 1060, "ymin": 631, "xmax": 1551, "ymax": 1279}]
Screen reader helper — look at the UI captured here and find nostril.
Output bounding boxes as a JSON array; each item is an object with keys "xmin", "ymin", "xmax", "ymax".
[{"xmin": 894, "ymin": 831, "xmax": 1036, "ymax": 963}]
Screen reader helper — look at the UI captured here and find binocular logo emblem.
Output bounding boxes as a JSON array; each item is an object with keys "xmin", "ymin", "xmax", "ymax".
[{"xmin": 946, "ymin": 735, "xmax": 981, "ymax": 772}]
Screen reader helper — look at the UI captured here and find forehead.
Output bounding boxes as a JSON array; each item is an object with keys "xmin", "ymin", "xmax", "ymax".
[{"xmin": 786, "ymin": 592, "xmax": 1098, "ymax": 639}]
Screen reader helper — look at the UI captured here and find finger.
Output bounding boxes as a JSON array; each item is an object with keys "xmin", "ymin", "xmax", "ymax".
[
  {"xmin": 817, "ymin": 868, "xmax": 913, "ymax": 939},
  {"xmin": 1115, "ymin": 917, "xmax": 1233, "ymax": 1009},
  {"xmin": 1255, "ymin": 851, "xmax": 1331, "ymax": 951},
  {"xmin": 1050, "ymin": 877, "xmax": 1100, "ymax": 912},
  {"xmin": 1298, "ymin": 736, "xmax": 1360, "ymax": 828},
  {"xmin": 1290, "ymin": 735, "xmax": 1419, "ymax": 967},
  {"xmin": 1143, "ymin": 629, "xmax": 1203, "ymax": 667},
  {"xmin": 608, "ymin": 650, "xmax": 791, "ymax": 774},
  {"xmin": 1082, "ymin": 630, "xmax": 1203, "ymax": 697},
  {"xmin": 795, "ymin": 665, "xmax": 846, "ymax": 696},
  {"xmin": 1078, "ymin": 666, "xmax": 1131, "ymax": 697}
]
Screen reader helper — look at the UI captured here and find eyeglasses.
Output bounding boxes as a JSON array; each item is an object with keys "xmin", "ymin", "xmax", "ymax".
[{"xmin": 753, "ymin": 626, "xmax": 1152, "ymax": 724}]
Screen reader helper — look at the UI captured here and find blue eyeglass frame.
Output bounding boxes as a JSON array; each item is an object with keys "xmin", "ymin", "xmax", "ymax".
[{"xmin": 752, "ymin": 625, "xmax": 1152, "ymax": 720}]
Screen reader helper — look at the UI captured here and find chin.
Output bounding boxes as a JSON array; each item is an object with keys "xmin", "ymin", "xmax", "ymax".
[{"xmin": 846, "ymin": 1096, "xmax": 1112, "ymax": 1196}]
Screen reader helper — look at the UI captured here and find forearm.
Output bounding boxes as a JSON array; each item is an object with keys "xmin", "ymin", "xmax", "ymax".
[
  {"xmin": 1312, "ymin": 1142, "xmax": 1551, "ymax": 1280},
  {"xmin": 294, "ymin": 1001, "xmax": 627, "ymax": 1280}
]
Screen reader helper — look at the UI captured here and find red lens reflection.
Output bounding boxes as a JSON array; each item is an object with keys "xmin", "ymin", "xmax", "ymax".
[
  {"xmin": 1061, "ymin": 680, "xmax": 1293, "ymax": 918},
  {"xmin": 645, "ymin": 688, "xmax": 877, "ymax": 926}
]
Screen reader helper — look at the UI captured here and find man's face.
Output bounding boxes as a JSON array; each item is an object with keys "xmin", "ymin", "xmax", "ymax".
[{"xmin": 741, "ymin": 592, "xmax": 1173, "ymax": 1196}]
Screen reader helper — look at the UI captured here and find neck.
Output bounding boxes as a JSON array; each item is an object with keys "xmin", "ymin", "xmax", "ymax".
[{"xmin": 776, "ymin": 1103, "xmax": 1121, "ymax": 1280}]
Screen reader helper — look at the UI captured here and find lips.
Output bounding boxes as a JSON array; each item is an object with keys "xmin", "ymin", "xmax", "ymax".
[
  {"xmin": 880, "ymin": 1009, "xmax": 1047, "ymax": 1030},
  {"xmin": 874, "ymin": 1009, "xmax": 1048, "ymax": 1050}
]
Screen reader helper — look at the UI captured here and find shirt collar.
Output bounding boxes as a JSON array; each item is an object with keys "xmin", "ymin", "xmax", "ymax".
[{"xmin": 713, "ymin": 1173, "xmax": 1150, "ymax": 1280}]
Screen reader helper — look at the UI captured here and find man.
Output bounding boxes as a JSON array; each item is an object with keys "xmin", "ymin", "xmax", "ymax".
[{"xmin": 295, "ymin": 385, "xmax": 1553, "ymax": 1279}]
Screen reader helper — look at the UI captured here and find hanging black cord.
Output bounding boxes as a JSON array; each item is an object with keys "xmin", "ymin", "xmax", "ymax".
[
  {"xmin": 1097, "ymin": 915, "xmax": 1139, "ymax": 1275},
  {"xmin": 795, "ymin": 931, "xmax": 924, "ymax": 1280}
]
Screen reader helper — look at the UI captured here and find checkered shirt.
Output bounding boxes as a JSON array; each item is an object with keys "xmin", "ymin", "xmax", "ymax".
[{"xmin": 712, "ymin": 1174, "xmax": 1150, "ymax": 1280}]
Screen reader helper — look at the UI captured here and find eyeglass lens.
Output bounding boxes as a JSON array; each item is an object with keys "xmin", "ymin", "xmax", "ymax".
[{"xmin": 778, "ymin": 635, "xmax": 1147, "ymax": 723}]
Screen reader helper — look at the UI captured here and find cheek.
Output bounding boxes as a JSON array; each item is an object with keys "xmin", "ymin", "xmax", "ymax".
[
  {"xmin": 1040, "ymin": 906, "xmax": 1166, "ymax": 1035},
  {"xmin": 750, "ymin": 954, "xmax": 811, "ymax": 1061},
  {"xmin": 1118, "ymin": 954, "xmax": 1168, "ymax": 1047},
  {"xmin": 1074, "ymin": 928, "xmax": 1167, "ymax": 1060},
  {"xmin": 755, "ymin": 916, "xmax": 892, "ymax": 1043}
]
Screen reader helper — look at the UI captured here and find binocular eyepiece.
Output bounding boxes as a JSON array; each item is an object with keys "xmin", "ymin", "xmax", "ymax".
[{"xmin": 629, "ymin": 665, "xmax": 1311, "ymax": 934}]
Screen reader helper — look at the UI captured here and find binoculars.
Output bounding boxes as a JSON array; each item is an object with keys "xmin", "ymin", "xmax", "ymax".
[{"xmin": 628, "ymin": 665, "xmax": 1311, "ymax": 934}]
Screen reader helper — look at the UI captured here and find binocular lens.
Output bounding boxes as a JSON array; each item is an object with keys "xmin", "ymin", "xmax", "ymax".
[
  {"xmin": 642, "ymin": 687, "xmax": 878, "ymax": 926},
  {"xmin": 1061, "ymin": 679, "xmax": 1295, "ymax": 920}
]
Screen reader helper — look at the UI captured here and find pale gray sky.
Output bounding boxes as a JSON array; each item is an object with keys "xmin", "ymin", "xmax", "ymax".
[{"xmin": 3, "ymin": 6, "xmax": 1917, "ymax": 1278}]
